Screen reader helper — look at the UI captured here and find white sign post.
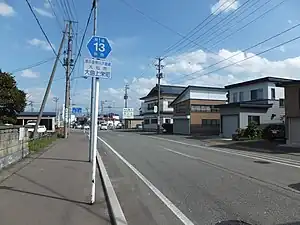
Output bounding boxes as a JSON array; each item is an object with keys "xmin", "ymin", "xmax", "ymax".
[
  {"xmin": 123, "ymin": 108, "xmax": 134, "ymax": 119},
  {"xmin": 84, "ymin": 58, "xmax": 112, "ymax": 79}
]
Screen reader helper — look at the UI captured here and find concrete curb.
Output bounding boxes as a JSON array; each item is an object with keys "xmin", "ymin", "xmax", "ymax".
[{"xmin": 96, "ymin": 150, "xmax": 128, "ymax": 225}]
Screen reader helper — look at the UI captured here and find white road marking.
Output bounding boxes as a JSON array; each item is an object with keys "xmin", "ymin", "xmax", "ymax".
[
  {"xmin": 97, "ymin": 136, "xmax": 195, "ymax": 225},
  {"xmin": 150, "ymin": 136, "xmax": 300, "ymax": 169}
]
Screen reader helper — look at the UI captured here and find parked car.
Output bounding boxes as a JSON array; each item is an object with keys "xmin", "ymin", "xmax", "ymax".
[
  {"xmin": 136, "ymin": 124, "xmax": 142, "ymax": 129},
  {"xmin": 162, "ymin": 123, "xmax": 173, "ymax": 133},
  {"xmin": 83, "ymin": 124, "xmax": 90, "ymax": 129},
  {"xmin": 76, "ymin": 124, "xmax": 82, "ymax": 129},
  {"xmin": 25, "ymin": 124, "xmax": 47, "ymax": 133},
  {"xmin": 262, "ymin": 124, "xmax": 285, "ymax": 140},
  {"xmin": 100, "ymin": 123, "xmax": 108, "ymax": 130}
]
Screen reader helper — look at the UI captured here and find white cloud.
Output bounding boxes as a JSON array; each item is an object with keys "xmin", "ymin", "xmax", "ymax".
[
  {"xmin": 20, "ymin": 69, "xmax": 40, "ymax": 78},
  {"xmin": 211, "ymin": 0, "xmax": 239, "ymax": 14},
  {"xmin": 164, "ymin": 47, "xmax": 300, "ymax": 88},
  {"xmin": 28, "ymin": 38, "xmax": 54, "ymax": 51},
  {"xmin": 33, "ymin": 7, "xmax": 54, "ymax": 18},
  {"xmin": 44, "ymin": 0, "xmax": 51, "ymax": 9},
  {"xmin": 0, "ymin": 2, "xmax": 15, "ymax": 17}
]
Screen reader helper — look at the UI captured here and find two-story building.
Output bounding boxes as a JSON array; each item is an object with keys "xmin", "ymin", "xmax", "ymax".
[
  {"xmin": 170, "ymin": 86, "xmax": 227, "ymax": 135},
  {"xmin": 277, "ymin": 80, "xmax": 300, "ymax": 146},
  {"xmin": 140, "ymin": 84, "xmax": 185, "ymax": 130},
  {"xmin": 218, "ymin": 77, "xmax": 293, "ymax": 138}
]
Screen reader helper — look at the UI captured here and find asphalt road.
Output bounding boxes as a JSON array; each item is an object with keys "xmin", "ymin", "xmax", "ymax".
[{"xmin": 98, "ymin": 130, "xmax": 300, "ymax": 225}]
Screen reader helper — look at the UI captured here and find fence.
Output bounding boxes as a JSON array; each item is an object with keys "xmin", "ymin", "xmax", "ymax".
[{"xmin": 0, "ymin": 126, "xmax": 56, "ymax": 171}]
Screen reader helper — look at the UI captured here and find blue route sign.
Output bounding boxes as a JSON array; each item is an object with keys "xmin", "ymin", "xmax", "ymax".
[
  {"xmin": 72, "ymin": 107, "xmax": 82, "ymax": 114},
  {"xmin": 87, "ymin": 36, "xmax": 112, "ymax": 59}
]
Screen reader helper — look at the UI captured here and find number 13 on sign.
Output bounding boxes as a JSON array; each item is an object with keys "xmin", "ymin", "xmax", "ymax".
[{"xmin": 94, "ymin": 42, "xmax": 105, "ymax": 52}]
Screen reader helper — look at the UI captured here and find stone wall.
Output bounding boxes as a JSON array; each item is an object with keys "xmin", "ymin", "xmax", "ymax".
[{"xmin": 0, "ymin": 127, "xmax": 29, "ymax": 170}]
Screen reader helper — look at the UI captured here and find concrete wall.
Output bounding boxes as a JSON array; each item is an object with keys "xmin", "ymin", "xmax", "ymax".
[{"xmin": 0, "ymin": 127, "xmax": 29, "ymax": 171}]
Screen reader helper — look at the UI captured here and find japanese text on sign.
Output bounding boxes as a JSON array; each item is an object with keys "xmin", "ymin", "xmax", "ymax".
[{"xmin": 84, "ymin": 58, "xmax": 112, "ymax": 79}]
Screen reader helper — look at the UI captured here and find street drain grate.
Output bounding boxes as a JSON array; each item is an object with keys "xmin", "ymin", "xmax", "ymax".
[
  {"xmin": 253, "ymin": 160, "xmax": 271, "ymax": 164},
  {"xmin": 288, "ymin": 183, "xmax": 300, "ymax": 191}
]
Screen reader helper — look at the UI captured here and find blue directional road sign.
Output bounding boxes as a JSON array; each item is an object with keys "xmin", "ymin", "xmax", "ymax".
[
  {"xmin": 87, "ymin": 36, "xmax": 112, "ymax": 59},
  {"xmin": 72, "ymin": 107, "xmax": 82, "ymax": 114}
]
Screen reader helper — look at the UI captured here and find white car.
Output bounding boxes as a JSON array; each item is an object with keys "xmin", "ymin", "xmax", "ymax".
[
  {"xmin": 25, "ymin": 124, "xmax": 46, "ymax": 133},
  {"xmin": 100, "ymin": 123, "xmax": 108, "ymax": 130},
  {"xmin": 83, "ymin": 124, "xmax": 90, "ymax": 129}
]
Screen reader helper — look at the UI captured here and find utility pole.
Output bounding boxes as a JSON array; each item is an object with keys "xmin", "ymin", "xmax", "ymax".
[
  {"xmin": 53, "ymin": 97, "xmax": 59, "ymax": 124},
  {"xmin": 33, "ymin": 24, "xmax": 68, "ymax": 138},
  {"xmin": 156, "ymin": 57, "xmax": 164, "ymax": 134},
  {"xmin": 91, "ymin": 0, "xmax": 98, "ymax": 205},
  {"xmin": 124, "ymin": 84, "xmax": 129, "ymax": 129},
  {"xmin": 28, "ymin": 101, "xmax": 34, "ymax": 112},
  {"xmin": 63, "ymin": 21, "xmax": 73, "ymax": 139}
]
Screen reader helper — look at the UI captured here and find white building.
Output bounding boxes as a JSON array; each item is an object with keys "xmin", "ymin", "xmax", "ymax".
[
  {"xmin": 140, "ymin": 85, "xmax": 185, "ymax": 131},
  {"xmin": 218, "ymin": 77, "xmax": 293, "ymax": 138}
]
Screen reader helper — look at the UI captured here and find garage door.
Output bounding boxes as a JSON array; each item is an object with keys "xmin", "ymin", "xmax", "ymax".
[
  {"xmin": 222, "ymin": 115, "xmax": 238, "ymax": 138},
  {"xmin": 173, "ymin": 118, "xmax": 190, "ymax": 135},
  {"xmin": 290, "ymin": 118, "xmax": 300, "ymax": 145}
]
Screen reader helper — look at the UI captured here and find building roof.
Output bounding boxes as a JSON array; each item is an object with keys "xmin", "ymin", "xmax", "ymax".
[
  {"xmin": 217, "ymin": 101, "xmax": 272, "ymax": 109},
  {"xmin": 225, "ymin": 77, "xmax": 295, "ymax": 89},
  {"xmin": 170, "ymin": 85, "xmax": 226, "ymax": 107},
  {"xmin": 18, "ymin": 112, "xmax": 56, "ymax": 117},
  {"xmin": 276, "ymin": 80, "xmax": 300, "ymax": 87},
  {"xmin": 140, "ymin": 85, "xmax": 185, "ymax": 100}
]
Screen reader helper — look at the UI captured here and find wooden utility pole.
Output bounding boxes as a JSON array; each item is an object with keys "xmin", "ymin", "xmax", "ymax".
[
  {"xmin": 33, "ymin": 24, "xmax": 68, "ymax": 138},
  {"xmin": 63, "ymin": 21, "xmax": 73, "ymax": 138},
  {"xmin": 156, "ymin": 57, "xmax": 164, "ymax": 134}
]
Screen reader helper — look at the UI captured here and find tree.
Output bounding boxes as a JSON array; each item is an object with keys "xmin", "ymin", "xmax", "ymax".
[{"xmin": 0, "ymin": 70, "xmax": 27, "ymax": 124}]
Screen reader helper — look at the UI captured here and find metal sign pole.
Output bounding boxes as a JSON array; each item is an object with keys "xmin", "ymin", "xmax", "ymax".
[{"xmin": 91, "ymin": 0, "xmax": 98, "ymax": 204}]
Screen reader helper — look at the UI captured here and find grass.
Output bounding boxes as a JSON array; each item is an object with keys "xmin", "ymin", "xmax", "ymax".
[{"xmin": 28, "ymin": 134, "xmax": 57, "ymax": 152}]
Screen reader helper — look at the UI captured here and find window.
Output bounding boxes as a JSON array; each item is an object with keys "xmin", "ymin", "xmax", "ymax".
[
  {"xmin": 147, "ymin": 102, "xmax": 157, "ymax": 110},
  {"xmin": 248, "ymin": 115, "xmax": 260, "ymax": 125},
  {"xmin": 251, "ymin": 89, "xmax": 263, "ymax": 100},
  {"xmin": 144, "ymin": 119, "xmax": 150, "ymax": 124},
  {"xmin": 233, "ymin": 93, "xmax": 238, "ymax": 102},
  {"xmin": 165, "ymin": 119, "xmax": 171, "ymax": 124},
  {"xmin": 239, "ymin": 92, "xmax": 244, "ymax": 102},
  {"xmin": 202, "ymin": 119, "xmax": 220, "ymax": 126},
  {"xmin": 271, "ymin": 88, "xmax": 275, "ymax": 99},
  {"xmin": 191, "ymin": 105, "xmax": 219, "ymax": 113},
  {"xmin": 279, "ymin": 98, "xmax": 285, "ymax": 107},
  {"xmin": 175, "ymin": 103, "xmax": 187, "ymax": 113},
  {"xmin": 151, "ymin": 118, "xmax": 158, "ymax": 124}
]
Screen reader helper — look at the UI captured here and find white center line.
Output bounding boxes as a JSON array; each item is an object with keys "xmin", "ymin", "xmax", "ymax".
[
  {"xmin": 97, "ymin": 136, "xmax": 195, "ymax": 225},
  {"xmin": 150, "ymin": 136, "xmax": 300, "ymax": 169}
]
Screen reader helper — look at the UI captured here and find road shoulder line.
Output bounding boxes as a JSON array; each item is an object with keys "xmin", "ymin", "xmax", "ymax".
[
  {"xmin": 97, "ymin": 136, "xmax": 195, "ymax": 225},
  {"xmin": 96, "ymin": 148, "xmax": 128, "ymax": 225}
]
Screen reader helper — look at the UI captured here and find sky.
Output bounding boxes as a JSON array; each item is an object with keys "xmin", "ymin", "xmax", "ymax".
[{"xmin": 1, "ymin": 0, "xmax": 300, "ymax": 115}]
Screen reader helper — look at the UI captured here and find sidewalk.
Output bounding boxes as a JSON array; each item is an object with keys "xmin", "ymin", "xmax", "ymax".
[{"xmin": 0, "ymin": 132, "xmax": 111, "ymax": 225}]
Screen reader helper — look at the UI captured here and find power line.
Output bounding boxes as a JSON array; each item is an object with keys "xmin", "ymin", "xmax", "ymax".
[
  {"xmin": 161, "ymin": 0, "xmax": 242, "ymax": 57},
  {"xmin": 115, "ymin": 0, "xmax": 248, "ymax": 72},
  {"xmin": 173, "ymin": 0, "xmax": 260, "ymax": 55},
  {"xmin": 69, "ymin": 4, "xmax": 95, "ymax": 77},
  {"xmin": 25, "ymin": 0, "xmax": 64, "ymax": 67},
  {"xmin": 10, "ymin": 57, "xmax": 55, "ymax": 73},
  {"xmin": 58, "ymin": 0, "xmax": 70, "ymax": 20},
  {"xmin": 46, "ymin": 0, "xmax": 63, "ymax": 31},
  {"xmin": 70, "ymin": 0, "xmax": 79, "ymax": 21},
  {"xmin": 54, "ymin": 0, "xmax": 67, "ymax": 21},
  {"xmin": 64, "ymin": 0, "xmax": 75, "ymax": 20},
  {"xmin": 208, "ymin": 0, "xmax": 288, "ymax": 49},
  {"xmin": 170, "ymin": 33, "xmax": 300, "ymax": 84}
]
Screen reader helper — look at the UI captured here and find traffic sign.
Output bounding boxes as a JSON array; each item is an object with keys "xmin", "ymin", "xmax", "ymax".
[
  {"xmin": 84, "ymin": 58, "xmax": 112, "ymax": 79},
  {"xmin": 123, "ymin": 108, "xmax": 134, "ymax": 119},
  {"xmin": 72, "ymin": 107, "xmax": 82, "ymax": 114},
  {"xmin": 87, "ymin": 36, "xmax": 112, "ymax": 59}
]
